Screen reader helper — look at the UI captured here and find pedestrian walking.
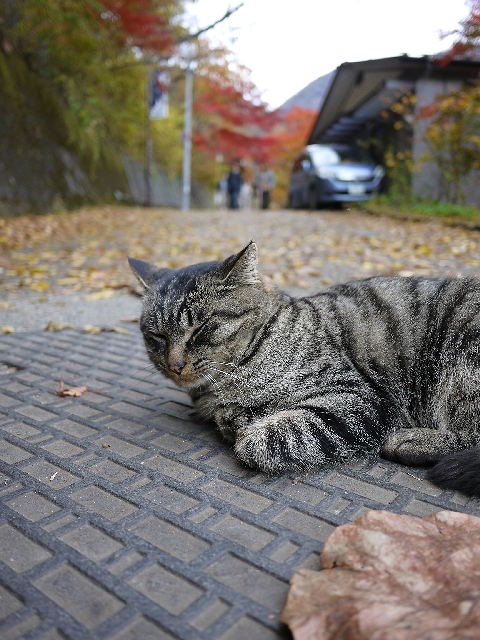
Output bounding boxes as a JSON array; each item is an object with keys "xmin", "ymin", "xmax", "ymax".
[
  {"xmin": 239, "ymin": 180, "xmax": 253, "ymax": 209},
  {"xmin": 255, "ymin": 164, "xmax": 275, "ymax": 210},
  {"xmin": 227, "ymin": 161, "xmax": 243, "ymax": 210},
  {"xmin": 214, "ymin": 172, "xmax": 228, "ymax": 208}
]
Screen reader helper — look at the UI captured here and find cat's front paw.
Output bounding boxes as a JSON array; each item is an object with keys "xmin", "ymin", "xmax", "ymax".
[
  {"xmin": 234, "ymin": 411, "xmax": 325, "ymax": 474},
  {"xmin": 381, "ymin": 428, "xmax": 446, "ymax": 465}
]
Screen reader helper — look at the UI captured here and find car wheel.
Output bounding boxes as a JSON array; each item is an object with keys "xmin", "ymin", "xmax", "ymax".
[{"xmin": 308, "ymin": 189, "xmax": 317, "ymax": 210}]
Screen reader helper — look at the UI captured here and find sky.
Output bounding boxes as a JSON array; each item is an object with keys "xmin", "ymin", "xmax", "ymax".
[{"xmin": 185, "ymin": 0, "xmax": 471, "ymax": 108}]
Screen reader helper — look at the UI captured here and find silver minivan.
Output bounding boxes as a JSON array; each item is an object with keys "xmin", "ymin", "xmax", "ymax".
[{"xmin": 288, "ymin": 144, "xmax": 384, "ymax": 209}]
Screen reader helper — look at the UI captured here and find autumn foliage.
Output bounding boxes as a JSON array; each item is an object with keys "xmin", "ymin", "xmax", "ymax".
[{"xmin": 418, "ymin": 0, "xmax": 480, "ymax": 203}]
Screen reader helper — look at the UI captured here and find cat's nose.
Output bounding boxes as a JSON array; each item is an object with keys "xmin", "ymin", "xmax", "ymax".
[{"xmin": 169, "ymin": 360, "xmax": 186, "ymax": 375}]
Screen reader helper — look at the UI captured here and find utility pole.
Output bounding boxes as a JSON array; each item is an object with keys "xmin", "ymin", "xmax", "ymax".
[{"xmin": 182, "ymin": 59, "xmax": 194, "ymax": 212}]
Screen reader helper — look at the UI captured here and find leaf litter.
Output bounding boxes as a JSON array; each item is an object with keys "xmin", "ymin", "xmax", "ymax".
[{"xmin": 1, "ymin": 206, "xmax": 480, "ymax": 302}]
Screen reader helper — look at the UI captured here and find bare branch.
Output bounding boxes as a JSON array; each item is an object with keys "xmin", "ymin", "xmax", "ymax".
[
  {"xmin": 108, "ymin": 3, "xmax": 244, "ymax": 72},
  {"xmin": 177, "ymin": 3, "xmax": 244, "ymax": 44}
]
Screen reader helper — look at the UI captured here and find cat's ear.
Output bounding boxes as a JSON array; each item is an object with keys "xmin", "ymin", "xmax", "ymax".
[
  {"xmin": 128, "ymin": 257, "xmax": 169, "ymax": 290},
  {"xmin": 218, "ymin": 241, "xmax": 260, "ymax": 285}
]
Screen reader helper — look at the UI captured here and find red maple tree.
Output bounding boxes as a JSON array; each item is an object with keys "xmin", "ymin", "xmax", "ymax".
[{"xmin": 86, "ymin": 0, "xmax": 177, "ymax": 54}]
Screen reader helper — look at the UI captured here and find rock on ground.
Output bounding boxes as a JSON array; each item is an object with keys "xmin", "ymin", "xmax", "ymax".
[{"xmin": 281, "ymin": 509, "xmax": 480, "ymax": 640}]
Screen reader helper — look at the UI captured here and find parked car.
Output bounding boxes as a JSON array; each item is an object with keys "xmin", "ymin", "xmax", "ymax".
[{"xmin": 288, "ymin": 144, "xmax": 384, "ymax": 209}]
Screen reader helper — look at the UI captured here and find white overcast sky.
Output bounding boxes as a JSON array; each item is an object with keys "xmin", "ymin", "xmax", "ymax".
[{"xmin": 185, "ymin": 0, "xmax": 470, "ymax": 108}]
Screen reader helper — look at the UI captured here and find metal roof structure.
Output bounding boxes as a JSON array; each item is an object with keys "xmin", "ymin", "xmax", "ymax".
[{"xmin": 308, "ymin": 55, "xmax": 480, "ymax": 145}]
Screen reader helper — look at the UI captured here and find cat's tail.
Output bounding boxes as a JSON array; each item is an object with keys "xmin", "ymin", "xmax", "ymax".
[{"xmin": 426, "ymin": 447, "xmax": 480, "ymax": 497}]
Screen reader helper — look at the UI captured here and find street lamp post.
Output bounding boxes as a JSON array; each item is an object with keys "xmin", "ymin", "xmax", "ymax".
[{"xmin": 182, "ymin": 59, "xmax": 194, "ymax": 212}]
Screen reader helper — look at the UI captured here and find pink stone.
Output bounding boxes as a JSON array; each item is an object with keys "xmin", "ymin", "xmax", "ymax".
[{"xmin": 281, "ymin": 510, "xmax": 480, "ymax": 640}]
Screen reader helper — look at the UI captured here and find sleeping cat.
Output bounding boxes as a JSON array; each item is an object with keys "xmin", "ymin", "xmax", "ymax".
[{"xmin": 129, "ymin": 242, "xmax": 480, "ymax": 496}]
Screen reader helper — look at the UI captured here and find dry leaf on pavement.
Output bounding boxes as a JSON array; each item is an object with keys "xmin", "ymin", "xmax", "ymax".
[{"xmin": 55, "ymin": 380, "xmax": 87, "ymax": 397}]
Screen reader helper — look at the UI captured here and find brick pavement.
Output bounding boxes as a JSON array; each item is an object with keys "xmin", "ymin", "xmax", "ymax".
[{"xmin": 0, "ymin": 328, "xmax": 479, "ymax": 640}]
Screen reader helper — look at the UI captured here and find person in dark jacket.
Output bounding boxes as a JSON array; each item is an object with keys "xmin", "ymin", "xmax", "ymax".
[{"xmin": 227, "ymin": 161, "xmax": 243, "ymax": 210}]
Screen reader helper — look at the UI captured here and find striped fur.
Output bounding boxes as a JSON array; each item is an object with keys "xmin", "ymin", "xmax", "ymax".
[{"xmin": 129, "ymin": 243, "xmax": 480, "ymax": 493}]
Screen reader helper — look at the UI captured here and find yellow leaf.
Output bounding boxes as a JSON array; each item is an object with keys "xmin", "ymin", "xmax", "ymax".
[
  {"xmin": 1, "ymin": 325, "xmax": 14, "ymax": 334},
  {"xmin": 108, "ymin": 326, "xmax": 130, "ymax": 334},
  {"xmin": 30, "ymin": 280, "xmax": 50, "ymax": 292},
  {"xmin": 84, "ymin": 289, "xmax": 117, "ymax": 301},
  {"xmin": 83, "ymin": 324, "xmax": 101, "ymax": 333},
  {"xmin": 45, "ymin": 321, "xmax": 76, "ymax": 331}
]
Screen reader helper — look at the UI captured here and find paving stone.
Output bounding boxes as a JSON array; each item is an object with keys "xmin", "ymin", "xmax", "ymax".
[
  {"xmin": 5, "ymin": 490, "xmax": 61, "ymax": 521},
  {"xmin": 188, "ymin": 506, "xmax": 218, "ymax": 523},
  {"xmin": 14, "ymin": 405, "xmax": 59, "ymax": 422},
  {"xmin": 201, "ymin": 478, "xmax": 273, "ymax": 514},
  {"xmin": 190, "ymin": 599, "xmax": 230, "ymax": 631},
  {"xmin": 217, "ymin": 615, "xmax": 280, "ymax": 640},
  {"xmin": 272, "ymin": 507, "xmax": 335, "ymax": 542},
  {"xmin": 127, "ymin": 563, "xmax": 203, "ymax": 613},
  {"xmin": 144, "ymin": 485, "xmax": 199, "ymax": 514},
  {"xmin": 20, "ymin": 460, "xmax": 81, "ymax": 489},
  {"xmin": 0, "ymin": 523, "xmax": 52, "ymax": 572},
  {"xmin": 93, "ymin": 434, "xmax": 146, "ymax": 458},
  {"xmin": 65, "ymin": 404, "xmax": 101, "ymax": 419},
  {"xmin": 69, "ymin": 485, "xmax": 138, "ymax": 521},
  {"xmin": 0, "ymin": 439, "xmax": 33, "ymax": 464},
  {"xmin": 326, "ymin": 497, "xmax": 351, "ymax": 514},
  {"xmin": 106, "ymin": 551, "xmax": 143, "ymax": 576},
  {"xmin": 202, "ymin": 453, "xmax": 249, "ymax": 477},
  {"xmin": 107, "ymin": 615, "xmax": 174, "ymax": 639},
  {"xmin": 210, "ymin": 515, "xmax": 276, "ymax": 551},
  {"xmin": 89, "ymin": 459, "xmax": 136, "ymax": 483},
  {"xmin": 272, "ymin": 477, "xmax": 328, "ymax": 506},
  {"xmin": 42, "ymin": 439, "xmax": 85, "ymax": 458},
  {"xmin": 1, "ymin": 612, "xmax": 42, "ymax": 639},
  {"xmin": 106, "ymin": 418, "xmax": 148, "ymax": 435},
  {"xmin": 294, "ymin": 551, "xmax": 320, "ymax": 570},
  {"xmin": 403, "ymin": 498, "xmax": 444, "ymax": 517},
  {"xmin": 51, "ymin": 418, "xmax": 97, "ymax": 438},
  {"xmin": 205, "ymin": 554, "xmax": 288, "ymax": 612},
  {"xmin": 142, "ymin": 455, "xmax": 204, "ymax": 483},
  {"xmin": 0, "ymin": 481, "xmax": 23, "ymax": 497},
  {"xmin": 325, "ymin": 472, "xmax": 398, "ymax": 504},
  {"xmin": 0, "ymin": 584, "xmax": 23, "ymax": 620},
  {"xmin": 33, "ymin": 563, "xmax": 124, "ymax": 629},
  {"xmin": 37, "ymin": 628, "xmax": 66, "ymax": 640},
  {"xmin": 108, "ymin": 402, "xmax": 154, "ymax": 418},
  {"xmin": 1, "ymin": 422, "xmax": 41, "ymax": 439},
  {"xmin": 42, "ymin": 513, "xmax": 78, "ymax": 532},
  {"xmin": 390, "ymin": 470, "xmax": 442, "ymax": 497},
  {"xmin": 129, "ymin": 515, "xmax": 210, "ymax": 561},
  {"xmin": 268, "ymin": 541, "xmax": 300, "ymax": 563},
  {"xmin": 0, "ymin": 393, "xmax": 21, "ymax": 408},
  {"xmin": 149, "ymin": 433, "xmax": 195, "ymax": 453},
  {"xmin": 59, "ymin": 523, "xmax": 124, "ymax": 562}
]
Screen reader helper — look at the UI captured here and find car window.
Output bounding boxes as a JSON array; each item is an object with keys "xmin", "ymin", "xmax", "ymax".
[{"xmin": 309, "ymin": 145, "xmax": 372, "ymax": 166}]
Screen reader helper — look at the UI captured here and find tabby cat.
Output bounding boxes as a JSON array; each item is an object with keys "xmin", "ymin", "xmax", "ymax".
[{"xmin": 129, "ymin": 242, "xmax": 480, "ymax": 496}]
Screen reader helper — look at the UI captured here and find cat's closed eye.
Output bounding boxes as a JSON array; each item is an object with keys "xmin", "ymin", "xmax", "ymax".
[{"xmin": 188, "ymin": 318, "xmax": 213, "ymax": 345}]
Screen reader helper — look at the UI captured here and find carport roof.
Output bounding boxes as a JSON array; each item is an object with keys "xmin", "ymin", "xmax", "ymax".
[{"xmin": 308, "ymin": 55, "xmax": 480, "ymax": 145}]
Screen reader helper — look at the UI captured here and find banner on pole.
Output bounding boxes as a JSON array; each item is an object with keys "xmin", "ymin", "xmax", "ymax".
[{"xmin": 149, "ymin": 70, "xmax": 170, "ymax": 119}]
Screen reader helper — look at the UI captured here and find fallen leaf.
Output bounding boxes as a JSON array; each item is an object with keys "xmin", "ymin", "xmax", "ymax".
[
  {"xmin": 82, "ymin": 324, "xmax": 101, "ymax": 333},
  {"xmin": 1, "ymin": 325, "xmax": 14, "ymax": 334},
  {"xmin": 55, "ymin": 380, "xmax": 87, "ymax": 397},
  {"xmin": 84, "ymin": 289, "xmax": 117, "ymax": 301},
  {"xmin": 104, "ymin": 326, "xmax": 130, "ymax": 334},
  {"xmin": 30, "ymin": 280, "xmax": 50, "ymax": 292},
  {"xmin": 45, "ymin": 320, "xmax": 76, "ymax": 331}
]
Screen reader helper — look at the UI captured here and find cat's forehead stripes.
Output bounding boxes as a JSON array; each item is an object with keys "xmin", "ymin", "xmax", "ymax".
[{"xmin": 148, "ymin": 261, "xmax": 221, "ymax": 331}]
